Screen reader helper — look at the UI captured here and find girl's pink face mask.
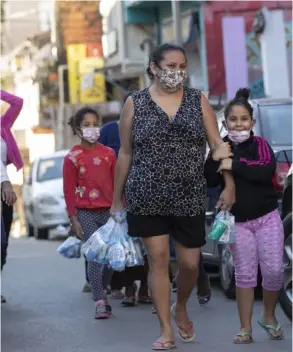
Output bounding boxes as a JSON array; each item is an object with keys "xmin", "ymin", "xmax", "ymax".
[
  {"xmin": 81, "ymin": 127, "xmax": 100, "ymax": 143},
  {"xmin": 228, "ymin": 130, "xmax": 251, "ymax": 144}
]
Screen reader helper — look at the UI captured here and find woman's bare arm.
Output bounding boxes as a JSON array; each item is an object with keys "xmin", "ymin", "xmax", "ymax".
[
  {"xmin": 112, "ymin": 97, "xmax": 134, "ymax": 205},
  {"xmin": 201, "ymin": 94, "xmax": 235, "ymax": 209}
]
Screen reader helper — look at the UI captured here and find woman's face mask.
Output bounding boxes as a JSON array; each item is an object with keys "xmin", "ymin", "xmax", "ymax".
[
  {"xmin": 157, "ymin": 68, "xmax": 187, "ymax": 92},
  {"xmin": 80, "ymin": 127, "xmax": 100, "ymax": 144}
]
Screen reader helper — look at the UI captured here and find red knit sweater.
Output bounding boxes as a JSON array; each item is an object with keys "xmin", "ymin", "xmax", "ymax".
[{"xmin": 63, "ymin": 143, "xmax": 116, "ymax": 216}]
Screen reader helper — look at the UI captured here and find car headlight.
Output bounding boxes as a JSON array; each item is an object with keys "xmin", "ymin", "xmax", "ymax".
[{"xmin": 36, "ymin": 196, "xmax": 59, "ymax": 206}]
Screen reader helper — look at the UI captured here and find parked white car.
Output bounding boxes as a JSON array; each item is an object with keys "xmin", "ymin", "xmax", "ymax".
[{"xmin": 22, "ymin": 150, "xmax": 70, "ymax": 239}]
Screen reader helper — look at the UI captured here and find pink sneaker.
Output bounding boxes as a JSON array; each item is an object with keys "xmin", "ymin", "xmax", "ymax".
[{"xmin": 95, "ymin": 300, "xmax": 110, "ymax": 319}]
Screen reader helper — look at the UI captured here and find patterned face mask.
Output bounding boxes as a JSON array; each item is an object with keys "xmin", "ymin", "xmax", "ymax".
[{"xmin": 157, "ymin": 68, "xmax": 187, "ymax": 92}]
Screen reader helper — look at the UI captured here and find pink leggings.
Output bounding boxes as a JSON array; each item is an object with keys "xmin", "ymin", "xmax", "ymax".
[{"xmin": 230, "ymin": 209, "xmax": 284, "ymax": 291}]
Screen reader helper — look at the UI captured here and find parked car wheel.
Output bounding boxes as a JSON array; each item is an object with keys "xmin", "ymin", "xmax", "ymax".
[
  {"xmin": 219, "ymin": 244, "xmax": 236, "ymax": 299},
  {"xmin": 34, "ymin": 227, "xmax": 49, "ymax": 240},
  {"xmin": 279, "ymin": 213, "xmax": 292, "ymax": 321}
]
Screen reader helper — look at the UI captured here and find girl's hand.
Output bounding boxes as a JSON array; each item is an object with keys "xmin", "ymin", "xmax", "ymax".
[
  {"xmin": 1, "ymin": 181, "xmax": 17, "ymax": 206},
  {"xmin": 212, "ymin": 143, "xmax": 233, "ymax": 161},
  {"xmin": 216, "ymin": 186, "xmax": 235, "ymax": 211},
  {"xmin": 70, "ymin": 216, "xmax": 84, "ymax": 239},
  {"xmin": 218, "ymin": 158, "xmax": 233, "ymax": 172}
]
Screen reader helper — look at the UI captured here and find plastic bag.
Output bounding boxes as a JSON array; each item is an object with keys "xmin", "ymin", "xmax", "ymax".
[
  {"xmin": 82, "ymin": 218, "xmax": 117, "ymax": 264},
  {"xmin": 57, "ymin": 236, "xmax": 81, "ymax": 258},
  {"xmin": 208, "ymin": 211, "xmax": 236, "ymax": 244},
  {"xmin": 82, "ymin": 215, "xmax": 145, "ymax": 270},
  {"xmin": 125, "ymin": 237, "xmax": 144, "ymax": 267}
]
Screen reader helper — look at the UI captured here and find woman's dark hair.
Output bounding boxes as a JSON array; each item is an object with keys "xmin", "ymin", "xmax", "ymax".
[
  {"xmin": 146, "ymin": 43, "xmax": 187, "ymax": 80},
  {"xmin": 68, "ymin": 107, "xmax": 100, "ymax": 135},
  {"xmin": 224, "ymin": 88, "xmax": 254, "ymax": 119}
]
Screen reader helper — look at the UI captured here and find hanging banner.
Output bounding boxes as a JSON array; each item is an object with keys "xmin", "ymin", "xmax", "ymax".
[
  {"xmin": 66, "ymin": 44, "xmax": 87, "ymax": 103},
  {"xmin": 79, "ymin": 57, "xmax": 106, "ymax": 104}
]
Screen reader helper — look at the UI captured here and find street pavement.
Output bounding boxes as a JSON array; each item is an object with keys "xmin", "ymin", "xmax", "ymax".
[{"xmin": 2, "ymin": 237, "xmax": 292, "ymax": 352}]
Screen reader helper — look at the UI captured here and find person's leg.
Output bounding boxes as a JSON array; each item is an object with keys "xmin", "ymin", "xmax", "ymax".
[
  {"xmin": 110, "ymin": 271, "xmax": 124, "ymax": 299},
  {"xmin": 77, "ymin": 210, "xmax": 110, "ymax": 319},
  {"xmin": 2, "ymin": 201, "xmax": 13, "ymax": 239},
  {"xmin": 82, "ymin": 256, "xmax": 91, "ymax": 292},
  {"xmin": 1, "ymin": 202, "xmax": 13, "ymax": 303},
  {"xmin": 173, "ymin": 241, "xmax": 200, "ymax": 340},
  {"xmin": 197, "ymin": 252, "xmax": 211, "ymax": 303},
  {"xmin": 230, "ymin": 222, "xmax": 258, "ymax": 343},
  {"xmin": 1, "ymin": 216, "xmax": 8, "ymax": 303},
  {"xmin": 143, "ymin": 235, "xmax": 174, "ymax": 347},
  {"xmin": 256, "ymin": 210, "xmax": 284, "ymax": 339}
]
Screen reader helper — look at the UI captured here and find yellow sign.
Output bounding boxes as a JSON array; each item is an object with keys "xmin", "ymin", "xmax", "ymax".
[
  {"xmin": 66, "ymin": 44, "xmax": 87, "ymax": 103},
  {"xmin": 79, "ymin": 57, "xmax": 106, "ymax": 104}
]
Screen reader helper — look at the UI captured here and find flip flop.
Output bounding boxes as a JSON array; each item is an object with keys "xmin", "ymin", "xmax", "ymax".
[
  {"xmin": 152, "ymin": 340, "xmax": 176, "ymax": 350},
  {"xmin": 258, "ymin": 319, "xmax": 284, "ymax": 340},
  {"xmin": 233, "ymin": 331, "xmax": 253, "ymax": 344},
  {"xmin": 121, "ymin": 296, "xmax": 136, "ymax": 307},
  {"xmin": 170, "ymin": 303, "xmax": 195, "ymax": 343}
]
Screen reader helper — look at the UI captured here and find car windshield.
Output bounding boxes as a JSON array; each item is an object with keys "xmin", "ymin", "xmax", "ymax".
[
  {"xmin": 260, "ymin": 104, "xmax": 292, "ymax": 146},
  {"xmin": 37, "ymin": 156, "xmax": 64, "ymax": 182}
]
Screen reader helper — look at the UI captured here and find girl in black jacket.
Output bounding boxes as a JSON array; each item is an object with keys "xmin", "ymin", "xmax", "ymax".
[{"xmin": 205, "ymin": 88, "xmax": 284, "ymax": 343}]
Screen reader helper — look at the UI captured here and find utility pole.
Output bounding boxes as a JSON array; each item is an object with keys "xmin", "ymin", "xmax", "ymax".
[
  {"xmin": 171, "ymin": 0, "xmax": 182, "ymax": 46},
  {"xmin": 56, "ymin": 65, "xmax": 67, "ymax": 151}
]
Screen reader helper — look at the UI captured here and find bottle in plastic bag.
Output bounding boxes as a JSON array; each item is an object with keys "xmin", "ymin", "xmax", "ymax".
[
  {"xmin": 108, "ymin": 243, "xmax": 126, "ymax": 272},
  {"xmin": 208, "ymin": 211, "xmax": 229, "ymax": 241}
]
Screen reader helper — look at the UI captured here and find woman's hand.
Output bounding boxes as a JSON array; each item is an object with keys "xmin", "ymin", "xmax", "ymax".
[
  {"xmin": 1, "ymin": 181, "xmax": 17, "ymax": 206},
  {"xmin": 70, "ymin": 216, "xmax": 84, "ymax": 239},
  {"xmin": 216, "ymin": 186, "xmax": 236, "ymax": 211},
  {"xmin": 110, "ymin": 200, "xmax": 125, "ymax": 222},
  {"xmin": 212, "ymin": 143, "xmax": 233, "ymax": 161},
  {"xmin": 218, "ymin": 158, "xmax": 233, "ymax": 172}
]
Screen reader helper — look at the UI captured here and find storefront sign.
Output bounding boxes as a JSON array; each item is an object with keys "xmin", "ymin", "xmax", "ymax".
[
  {"xmin": 66, "ymin": 44, "xmax": 87, "ymax": 103},
  {"xmin": 79, "ymin": 57, "xmax": 106, "ymax": 104}
]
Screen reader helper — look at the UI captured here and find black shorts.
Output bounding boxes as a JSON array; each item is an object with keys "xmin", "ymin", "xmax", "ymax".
[{"xmin": 127, "ymin": 211, "xmax": 206, "ymax": 249}]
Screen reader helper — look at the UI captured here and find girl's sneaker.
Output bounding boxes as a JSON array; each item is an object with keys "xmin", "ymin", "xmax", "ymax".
[{"xmin": 95, "ymin": 300, "xmax": 110, "ymax": 319}]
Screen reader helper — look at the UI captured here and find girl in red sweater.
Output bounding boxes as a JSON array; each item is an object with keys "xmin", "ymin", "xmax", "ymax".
[{"xmin": 63, "ymin": 107, "xmax": 116, "ymax": 319}]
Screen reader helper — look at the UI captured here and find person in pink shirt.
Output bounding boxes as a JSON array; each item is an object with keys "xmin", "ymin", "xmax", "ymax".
[{"xmin": 1, "ymin": 90, "xmax": 24, "ymax": 302}]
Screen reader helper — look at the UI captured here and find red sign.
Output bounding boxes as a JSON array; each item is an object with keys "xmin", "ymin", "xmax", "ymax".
[{"xmin": 86, "ymin": 43, "xmax": 103, "ymax": 58}]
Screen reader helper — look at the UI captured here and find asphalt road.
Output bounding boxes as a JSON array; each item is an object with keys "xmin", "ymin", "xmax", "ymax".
[{"xmin": 2, "ymin": 238, "xmax": 292, "ymax": 352}]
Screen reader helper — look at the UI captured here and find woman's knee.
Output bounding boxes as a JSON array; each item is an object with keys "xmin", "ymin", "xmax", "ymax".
[
  {"xmin": 262, "ymin": 265, "xmax": 284, "ymax": 291},
  {"xmin": 147, "ymin": 249, "xmax": 169, "ymax": 273}
]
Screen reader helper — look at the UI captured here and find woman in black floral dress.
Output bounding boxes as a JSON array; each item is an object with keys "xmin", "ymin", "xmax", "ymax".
[{"xmin": 111, "ymin": 43, "xmax": 235, "ymax": 350}]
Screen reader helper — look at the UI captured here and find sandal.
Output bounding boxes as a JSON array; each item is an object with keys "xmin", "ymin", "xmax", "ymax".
[
  {"xmin": 152, "ymin": 340, "xmax": 176, "ymax": 350},
  {"xmin": 138, "ymin": 296, "xmax": 153, "ymax": 304},
  {"xmin": 152, "ymin": 307, "xmax": 157, "ymax": 314},
  {"xmin": 121, "ymin": 296, "xmax": 136, "ymax": 307},
  {"xmin": 258, "ymin": 319, "xmax": 284, "ymax": 340},
  {"xmin": 170, "ymin": 303, "xmax": 195, "ymax": 343},
  {"xmin": 233, "ymin": 331, "xmax": 253, "ymax": 344},
  {"xmin": 111, "ymin": 290, "xmax": 124, "ymax": 300},
  {"xmin": 197, "ymin": 289, "xmax": 211, "ymax": 306}
]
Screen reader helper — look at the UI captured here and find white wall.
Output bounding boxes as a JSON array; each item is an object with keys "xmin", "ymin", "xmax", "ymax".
[{"xmin": 4, "ymin": 1, "xmax": 41, "ymax": 54}]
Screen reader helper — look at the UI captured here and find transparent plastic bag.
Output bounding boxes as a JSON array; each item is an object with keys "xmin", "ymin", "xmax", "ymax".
[
  {"xmin": 82, "ymin": 218, "xmax": 118, "ymax": 264},
  {"xmin": 208, "ymin": 211, "xmax": 236, "ymax": 244},
  {"xmin": 125, "ymin": 237, "xmax": 145, "ymax": 267},
  {"xmin": 57, "ymin": 236, "xmax": 81, "ymax": 259}
]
